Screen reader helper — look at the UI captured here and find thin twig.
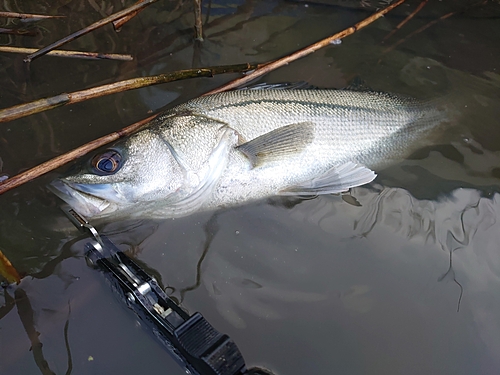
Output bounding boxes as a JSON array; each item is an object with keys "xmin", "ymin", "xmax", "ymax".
[
  {"xmin": 382, "ymin": 0, "xmax": 428, "ymax": 42},
  {"xmin": 382, "ymin": 0, "xmax": 487, "ymax": 54},
  {"xmin": 383, "ymin": 11, "xmax": 453, "ymax": 54},
  {"xmin": 0, "ymin": 11, "xmax": 65, "ymax": 19},
  {"xmin": 113, "ymin": 0, "xmax": 145, "ymax": 31},
  {"xmin": 24, "ymin": 0, "xmax": 158, "ymax": 62},
  {"xmin": 193, "ymin": 0, "xmax": 203, "ymax": 41},
  {"xmin": 0, "ymin": 63, "xmax": 257, "ymax": 123},
  {"xmin": 0, "ymin": 115, "xmax": 156, "ymax": 195},
  {"xmin": 204, "ymin": 0, "xmax": 407, "ymax": 95},
  {"xmin": 0, "ymin": 46, "xmax": 132, "ymax": 60}
]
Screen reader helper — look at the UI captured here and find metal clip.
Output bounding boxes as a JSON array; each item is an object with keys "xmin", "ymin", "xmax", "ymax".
[
  {"xmin": 59, "ymin": 205, "xmax": 259, "ymax": 375},
  {"xmin": 61, "ymin": 205, "xmax": 104, "ymax": 248}
]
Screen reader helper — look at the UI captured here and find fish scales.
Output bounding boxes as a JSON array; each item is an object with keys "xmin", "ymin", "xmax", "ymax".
[
  {"xmin": 159, "ymin": 90, "xmax": 438, "ymax": 207},
  {"xmin": 50, "ymin": 89, "xmax": 447, "ymax": 219}
]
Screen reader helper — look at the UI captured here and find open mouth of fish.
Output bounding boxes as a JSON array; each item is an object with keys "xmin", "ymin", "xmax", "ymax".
[{"xmin": 49, "ymin": 179, "xmax": 118, "ymax": 219}]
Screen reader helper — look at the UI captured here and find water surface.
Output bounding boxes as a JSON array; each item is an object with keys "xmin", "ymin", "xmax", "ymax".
[{"xmin": 1, "ymin": 1, "xmax": 500, "ymax": 374}]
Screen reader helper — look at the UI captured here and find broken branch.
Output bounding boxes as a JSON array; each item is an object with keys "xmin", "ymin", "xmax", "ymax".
[
  {"xmin": 0, "ymin": 11, "xmax": 65, "ymax": 19},
  {"xmin": 113, "ymin": 0, "xmax": 145, "ymax": 31},
  {"xmin": 0, "ymin": 46, "xmax": 133, "ymax": 60},
  {"xmin": 0, "ymin": 63, "xmax": 257, "ymax": 123},
  {"xmin": 382, "ymin": 0, "xmax": 428, "ymax": 42},
  {"xmin": 193, "ymin": 0, "xmax": 203, "ymax": 41},
  {"xmin": 24, "ymin": 0, "xmax": 158, "ymax": 62}
]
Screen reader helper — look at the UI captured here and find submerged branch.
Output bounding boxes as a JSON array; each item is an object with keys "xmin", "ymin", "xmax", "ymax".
[
  {"xmin": 204, "ymin": 0, "xmax": 407, "ymax": 95},
  {"xmin": 0, "ymin": 46, "xmax": 133, "ymax": 60},
  {"xmin": 382, "ymin": 0, "xmax": 487, "ymax": 54},
  {"xmin": 0, "ymin": 63, "xmax": 257, "ymax": 123},
  {"xmin": 193, "ymin": 0, "xmax": 204, "ymax": 41},
  {"xmin": 24, "ymin": 0, "xmax": 158, "ymax": 62},
  {"xmin": 383, "ymin": 10, "xmax": 455, "ymax": 53},
  {"xmin": 382, "ymin": 0, "xmax": 428, "ymax": 42},
  {"xmin": 0, "ymin": 11, "xmax": 65, "ymax": 19},
  {"xmin": 113, "ymin": 0, "xmax": 145, "ymax": 31}
]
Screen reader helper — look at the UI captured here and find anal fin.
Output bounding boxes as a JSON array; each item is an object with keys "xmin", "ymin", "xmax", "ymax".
[{"xmin": 280, "ymin": 162, "xmax": 376, "ymax": 196}]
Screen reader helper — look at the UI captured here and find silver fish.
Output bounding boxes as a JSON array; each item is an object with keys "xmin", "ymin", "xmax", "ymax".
[{"xmin": 50, "ymin": 89, "xmax": 447, "ymax": 220}]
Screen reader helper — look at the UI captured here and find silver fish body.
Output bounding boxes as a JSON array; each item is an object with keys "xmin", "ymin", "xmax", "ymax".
[{"xmin": 50, "ymin": 89, "xmax": 447, "ymax": 220}]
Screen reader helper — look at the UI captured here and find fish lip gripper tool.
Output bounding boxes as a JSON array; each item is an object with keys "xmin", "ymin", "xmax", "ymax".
[{"xmin": 62, "ymin": 206, "xmax": 271, "ymax": 375}]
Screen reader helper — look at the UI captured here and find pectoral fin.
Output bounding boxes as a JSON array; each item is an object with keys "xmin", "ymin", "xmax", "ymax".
[
  {"xmin": 236, "ymin": 122, "xmax": 314, "ymax": 167},
  {"xmin": 280, "ymin": 162, "xmax": 376, "ymax": 195}
]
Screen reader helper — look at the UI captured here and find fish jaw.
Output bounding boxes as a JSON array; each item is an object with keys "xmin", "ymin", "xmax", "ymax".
[{"xmin": 48, "ymin": 179, "xmax": 120, "ymax": 219}]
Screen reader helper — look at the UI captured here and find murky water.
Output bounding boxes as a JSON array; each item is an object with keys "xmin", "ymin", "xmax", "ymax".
[{"xmin": 1, "ymin": 1, "xmax": 500, "ymax": 374}]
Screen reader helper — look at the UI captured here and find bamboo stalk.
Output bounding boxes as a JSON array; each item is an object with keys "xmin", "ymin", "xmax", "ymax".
[
  {"xmin": 0, "ymin": 63, "xmax": 257, "ymax": 123},
  {"xmin": 24, "ymin": 0, "xmax": 158, "ymax": 62},
  {"xmin": 0, "ymin": 46, "xmax": 133, "ymax": 60},
  {"xmin": 204, "ymin": 0, "xmax": 407, "ymax": 95}
]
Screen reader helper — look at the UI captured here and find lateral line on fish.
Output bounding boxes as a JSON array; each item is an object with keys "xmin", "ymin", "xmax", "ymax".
[
  {"xmin": 192, "ymin": 96, "xmax": 415, "ymax": 114},
  {"xmin": 198, "ymin": 98, "xmax": 337, "ymax": 113}
]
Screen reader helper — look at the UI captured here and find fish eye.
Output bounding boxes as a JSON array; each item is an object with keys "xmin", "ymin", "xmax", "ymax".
[{"xmin": 91, "ymin": 150, "xmax": 122, "ymax": 175}]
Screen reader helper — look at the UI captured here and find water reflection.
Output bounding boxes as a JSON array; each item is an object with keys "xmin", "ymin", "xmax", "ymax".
[
  {"xmin": 287, "ymin": 185, "xmax": 500, "ymax": 366},
  {"xmin": 177, "ymin": 184, "xmax": 499, "ymax": 324},
  {"xmin": 351, "ymin": 186, "xmax": 496, "ymax": 246},
  {"xmin": 100, "ymin": 174, "xmax": 500, "ymax": 370}
]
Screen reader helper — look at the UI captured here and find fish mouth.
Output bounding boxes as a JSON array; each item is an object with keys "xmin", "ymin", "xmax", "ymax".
[{"xmin": 49, "ymin": 179, "xmax": 118, "ymax": 219}]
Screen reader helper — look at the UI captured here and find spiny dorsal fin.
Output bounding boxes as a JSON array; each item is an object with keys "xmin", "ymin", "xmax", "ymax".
[
  {"xmin": 236, "ymin": 122, "xmax": 315, "ymax": 167},
  {"xmin": 237, "ymin": 82, "xmax": 317, "ymax": 90}
]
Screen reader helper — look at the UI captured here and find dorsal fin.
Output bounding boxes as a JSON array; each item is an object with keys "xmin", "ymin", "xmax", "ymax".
[
  {"xmin": 237, "ymin": 82, "xmax": 318, "ymax": 90},
  {"xmin": 343, "ymin": 76, "xmax": 373, "ymax": 92}
]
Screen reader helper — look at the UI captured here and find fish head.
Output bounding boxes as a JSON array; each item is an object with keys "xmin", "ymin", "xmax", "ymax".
[{"xmin": 49, "ymin": 133, "xmax": 190, "ymax": 219}]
